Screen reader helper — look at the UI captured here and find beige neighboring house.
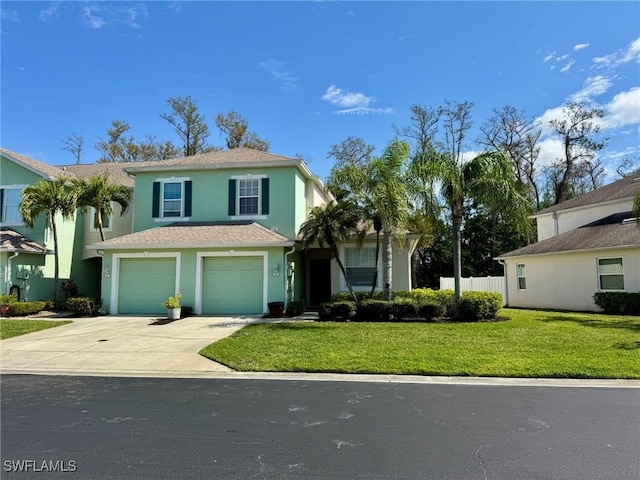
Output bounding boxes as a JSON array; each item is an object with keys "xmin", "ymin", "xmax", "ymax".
[{"xmin": 496, "ymin": 173, "xmax": 640, "ymax": 312}]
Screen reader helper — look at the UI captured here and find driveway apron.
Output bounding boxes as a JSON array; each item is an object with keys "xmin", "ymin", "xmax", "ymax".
[{"xmin": 0, "ymin": 315, "xmax": 259, "ymax": 376}]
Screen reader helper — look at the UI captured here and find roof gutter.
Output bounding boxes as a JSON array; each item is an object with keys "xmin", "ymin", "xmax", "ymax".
[{"xmin": 86, "ymin": 241, "xmax": 296, "ymax": 250}]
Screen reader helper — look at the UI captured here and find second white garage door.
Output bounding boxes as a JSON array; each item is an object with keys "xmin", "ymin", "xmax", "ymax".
[{"xmin": 202, "ymin": 256, "xmax": 264, "ymax": 315}]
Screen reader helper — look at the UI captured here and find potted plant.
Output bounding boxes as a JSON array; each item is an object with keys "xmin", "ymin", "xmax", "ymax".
[
  {"xmin": 0, "ymin": 293, "xmax": 17, "ymax": 317},
  {"xmin": 267, "ymin": 301, "xmax": 285, "ymax": 317},
  {"xmin": 162, "ymin": 294, "xmax": 182, "ymax": 320}
]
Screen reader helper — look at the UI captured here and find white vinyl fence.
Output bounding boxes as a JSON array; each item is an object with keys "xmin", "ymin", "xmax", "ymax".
[{"xmin": 439, "ymin": 276, "xmax": 507, "ymax": 306}]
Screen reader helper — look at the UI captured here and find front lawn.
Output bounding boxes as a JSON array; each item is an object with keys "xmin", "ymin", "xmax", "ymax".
[
  {"xmin": 0, "ymin": 319, "xmax": 72, "ymax": 340},
  {"xmin": 200, "ymin": 309, "xmax": 640, "ymax": 379}
]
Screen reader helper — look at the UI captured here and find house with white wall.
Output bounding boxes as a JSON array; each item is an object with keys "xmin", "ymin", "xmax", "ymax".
[{"xmin": 495, "ymin": 173, "xmax": 640, "ymax": 312}]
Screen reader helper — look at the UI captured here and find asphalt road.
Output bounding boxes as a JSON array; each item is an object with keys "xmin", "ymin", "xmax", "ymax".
[{"xmin": 1, "ymin": 375, "xmax": 638, "ymax": 479}]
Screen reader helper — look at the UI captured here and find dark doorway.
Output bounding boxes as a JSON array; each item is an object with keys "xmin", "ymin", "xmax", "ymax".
[{"xmin": 308, "ymin": 259, "xmax": 332, "ymax": 306}]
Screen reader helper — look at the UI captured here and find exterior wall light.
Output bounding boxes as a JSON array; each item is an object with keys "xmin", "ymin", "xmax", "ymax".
[{"xmin": 272, "ymin": 264, "xmax": 280, "ymax": 277}]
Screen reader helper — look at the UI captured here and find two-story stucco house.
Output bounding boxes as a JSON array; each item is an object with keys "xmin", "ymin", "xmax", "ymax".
[
  {"xmin": 496, "ymin": 173, "xmax": 640, "ymax": 312},
  {"xmin": 83, "ymin": 148, "xmax": 419, "ymax": 315},
  {"xmin": 0, "ymin": 148, "xmax": 101, "ymax": 301}
]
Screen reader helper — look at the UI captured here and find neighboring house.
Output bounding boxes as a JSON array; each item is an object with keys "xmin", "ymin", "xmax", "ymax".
[
  {"xmin": 0, "ymin": 148, "xmax": 100, "ymax": 301},
  {"xmin": 86, "ymin": 148, "xmax": 419, "ymax": 315},
  {"xmin": 496, "ymin": 174, "xmax": 640, "ymax": 311}
]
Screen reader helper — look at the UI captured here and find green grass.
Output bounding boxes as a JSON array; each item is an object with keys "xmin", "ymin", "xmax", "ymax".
[
  {"xmin": 0, "ymin": 319, "xmax": 72, "ymax": 339},
  {"xmin": 199, "ymin": 309, "xmax": 640, "ymax": 379}
]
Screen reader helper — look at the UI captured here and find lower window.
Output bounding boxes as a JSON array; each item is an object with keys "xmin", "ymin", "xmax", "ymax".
[
  {"xmin": 345, "ymin": 247, "xmax": 376, "ymax": 287},
  {"xmin": 598, "ymin": 258, "xmax": 624, "ymax": 291}
]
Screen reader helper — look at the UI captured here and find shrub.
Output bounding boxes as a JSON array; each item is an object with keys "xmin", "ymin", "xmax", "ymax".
[
  {"xmin": 418, "ymin": 302, "xmax": 444, "ymax": 321},
  {"xmin": 66, "ymin": 297, "xmax": 102, "ymax": 317},
  {"xmin": 7, "ymin": 301, "xmax": 46, "ymax": 316},
  {"xmin": 411, "ymin": 289, "xmax": 456, "ymax": 317},
  {"xmin": 456, "ymin": 291, "xmax": 502, "ymax": 321},
  {"xmin": 318, "ymin": 301, "xmax": 356, "ymax": 321},
  {"xmin": 390, "ymin": 298, "xmax": 418, "ymax": 320},
  {"xmin": 285, "ymin": 299, "xmax": 307, "ymax": 317},
  {"xmin": 43, "ymin": 300, "xmax": 56, "ymax": 311},
  {"xmin": 0, "ymin": 293, "xmax": 18, "ymax": 306},
  {"xmin": 60, "ymin": 279, "xmax": 79, "ymax": 299},
  {"xmin": 331, "ymin": 291, "xmax": 385, "ymax": 302},
  {"xmin": 356, "ymin": 299, "xmax": 391, "ymax": 322},
  {"xmin": 593, "ymin": 292, "xmax": 640, "ymax": 315}
]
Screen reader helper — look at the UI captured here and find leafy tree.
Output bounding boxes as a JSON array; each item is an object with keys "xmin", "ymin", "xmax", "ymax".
[
  {"xmin": 72, "ymin": 172, "xmax": 133, "ymax": 242},
  {"xmin": 298, "ymin": 201, "xmax": 364, "ymax": 303},
  {"xmin": 60, "ymin": 132, "xmax": 84, "ymax": 165},
  {"xmin": 161, "ymin": 96, "xmax": 212, "ymax": 156},
  {"xmin": 95, "ymin": 121, "xmax": 180, "ymax": 162},
  {"xmin": 215, "ymin": 110, "xmax": 270, "ymax": 151},
  {"xmin": 547, "ymin": 101, "xmax": 607, "ymax": 204},
  {"xmin": 19, "ymin": 177, "xmax": 78, "ymax": 308}
]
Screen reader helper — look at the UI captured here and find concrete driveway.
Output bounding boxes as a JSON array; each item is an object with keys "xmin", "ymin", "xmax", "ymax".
[{"xmin": 0, "ymin": 315, "xmax": 263, "ymax": 377}]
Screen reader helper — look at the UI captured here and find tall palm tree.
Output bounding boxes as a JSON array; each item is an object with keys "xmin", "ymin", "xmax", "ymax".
[
  {"xmin": 414, "ymin": 150, "xmax": 530, "ymax": 300},
  {"xmin": 368, "ymin": 139, "xmax": 411, "ymax": 300},
  {"xmin": 19, "ymin": 177, "xmax": 78, "ymax": 307},
  {"xmin": 298, "ymin": 201, "xmax": 364, "ymax": 303},
  {"xmin": 73, "ymin": 172, "xmax": 133, "ymax": 241}
]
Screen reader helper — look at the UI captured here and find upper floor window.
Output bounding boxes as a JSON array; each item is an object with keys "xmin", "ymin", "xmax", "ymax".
[
  {"xmin": 228, "ymin": 176, "xmax": 269, "ymax": 218},
  {"xmin": 92, "ymin": 207, "xmax": 111, "ymax": 231},
  {"xmin": 516, "ymin": 264, "xmax": 526, "ymax": 290},
  {"xmin": 152, "ymin": 178, "xmax": 192, "ymax": 221},
  {"xmin": 598, "ymin": 258, "xmax": 624, "ymax": 291},
  {"xmin": 345, "ymin": 247, "xmax": 377, "ymax": 288},
  {"xmin": 0, "ymin": 187, "xmax": 25, "ymax": 224}
]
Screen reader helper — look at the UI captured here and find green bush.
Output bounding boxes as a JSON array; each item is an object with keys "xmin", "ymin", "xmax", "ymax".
[
  {"xmin": 66, "ymin": 297, "xmax": 102, "ymax": 317},
  {"xmin": 593, "ymin": 292, "xmax": 640, "ymax": 315},
  {"xmin": 318, "ymin": 301, "xmax": 357, "ymax": 321},
  {"xmin": 285, "ymin": 299, "xmax": 307, "ymax": 317},
  {"xmin": 331, "ymin": 291, "xmax": 385, "ymax": 302},
  {"xmin": 411, "ymin": 289, "xmax": 456, "ymax": 317},
  {"xmin": 418, "ymin": 302, "xmax": 444, "ymax": 321},
  {"xmin": 356, "ymin": 299, "xmax": 391, "ymax": 322},
  {"xmin": 43, "ymin": 300, "xmax": 56, "ymax": 311},
  {"xmin": 390, "ymin": 298, "xmax": 418, "ymax": 320},
  {"xmin": 456, "ymin": 291, "xmax": 502, "ymax": 321},
  {"xmin": 7, "ymin": 301, "xmax": 46, "ymax": 316}
]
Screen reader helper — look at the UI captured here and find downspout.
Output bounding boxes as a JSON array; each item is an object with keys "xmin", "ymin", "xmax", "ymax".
[
  {"xmin": 498, "ymin": 259, "xmax": 508, "ymax": 307},
  {"xmin": 552, "ymin": 212, "xmax": 559, "ymax": 236},
  {"xmin": 284, "ymin": 245, "xmax": 296, "ymax": 308},
  {"xmin": 6, "ymin": 252, "xmax": 19, "ymax": 294}
]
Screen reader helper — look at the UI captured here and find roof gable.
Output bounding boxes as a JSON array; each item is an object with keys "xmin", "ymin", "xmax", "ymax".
[
  {"xmin": 535, "ymin": 172, "xmax": 640, "ymax": 216},
  {"xmin": 0, "ymin": 147, "xmax": 69, "ymax": 180}
]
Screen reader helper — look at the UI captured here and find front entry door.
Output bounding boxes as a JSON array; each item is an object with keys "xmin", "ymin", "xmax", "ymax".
[{"xmin": 309, "ymin": 259, "xmax": 332, "ymax": 306}]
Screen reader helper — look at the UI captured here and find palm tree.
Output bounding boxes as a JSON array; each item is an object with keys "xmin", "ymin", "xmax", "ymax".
[
  {"xmin": 298, "ymin": 201, "xmax": 364, "ymax": 303},
  {"xmin": 414, "ymin": 150, "xmax": 531, "ymax": 300},
  {"xmin": 73, "ymin": 172, "xmax": 133, "ymax": 241},
  {"xmin": 19, "ymin": 177, "xmax": 78, "ymax": 307},
  {"xmin": 368, "ymin": 139, "xmax": 411, "ymax": 300}
]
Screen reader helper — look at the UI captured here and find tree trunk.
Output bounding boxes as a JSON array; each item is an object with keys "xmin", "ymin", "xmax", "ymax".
[
  {"xmin": 51, "ymin": 214, "xmax": 60, "ymax": 309},
  {"xmin": 331, "ymin": 244, "xmax": 358, "ymax": 304},
  {"xmin": 382, "ymin": 229, "xmax": 393, "ymax": 301},
  {"xmin": 452, "ymin": 202, "xmax": 463, "ymax": 301},
  {"xmin": 369, "ymin": 228, "xmax": 380, "ymax": 297},
  {"xmin": 97, "ymin": 209, "xmax": 106, "ymax": 242}
]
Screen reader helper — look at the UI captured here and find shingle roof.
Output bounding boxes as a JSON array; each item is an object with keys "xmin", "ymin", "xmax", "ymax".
[
  {"xmin": 496, "ymin": 212, "xmax": 640, "ymax": 258},
  {"xmin": 0, "ymin": 228, "xmax": 49, "ymax": 254},
  {"xmin": 88, "ymin": 221, "xmax": 293, "ymax": 249},
  {"xmin": 535, "ymin": 172, "xmax": 640, "ymax": 216},
  {"xmin": 0, "ymin": 147, "xmax": 71, "ymax": 180},
  {"xmin": 64, "ymin": 162, "xmax": 157, "ymax": 188}
]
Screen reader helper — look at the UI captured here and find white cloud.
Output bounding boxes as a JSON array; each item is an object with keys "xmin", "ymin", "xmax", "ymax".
[
  {"xmin": 537, "ymin": 137, "xmax": 565, "ymax": 167},
  {"xmin": 570, "ymin": 75, "xmax": 614, "ymax": 102},
  {"xmin": 39, "ymin": 2, "xmax": 60, "ymax": 22},
  {"xmin": 1, "ymin": 9, "xmax": 19, "ymax": 22},
  {"xmin": 259, "ymin": 59, "xmax": 298, "ymax": 88},
  {"xmin": 560, "ymin": 58, "xmax": 575, "ymax": 73},
  {"xmin": 557, "ymin": 54, "xmax": 569, "ymax": 61},
  {"xmin": 543, "ymin": 53, "xmax": 555, "ymax": 62},
  {"xmin": 334, "ymin": 107, "xmax": 394, "ymax": 115},
  {"xmin": 80, "ymin": 4, "xmax": 147, "ymax": 30},
  {"xmin": 322, "ymin": 85, "xmax": 373, "ymax": 108},
  {"xmin": 593, "ymin": 36, "xmax": 640, "ymax": 67},
  {"xmin": 602, "ymin": 87, "xmax": 640, "ymax": 129},
  {"xmin": 573, "ymin": 43, "xmax": 590, "ymax": 51},
  {"xmin": 81, "ymin": 5, "xmax": 105, "ymax": 29}
]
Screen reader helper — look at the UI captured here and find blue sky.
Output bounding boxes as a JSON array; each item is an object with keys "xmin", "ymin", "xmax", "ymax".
[{"xmin": 2, "ymin": 1, "xmax": 639, "ymax": 181}]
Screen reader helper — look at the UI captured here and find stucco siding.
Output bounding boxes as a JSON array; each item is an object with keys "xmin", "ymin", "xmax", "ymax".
[
  {"xmin": 83, "ymin": 202, "xmax": 133, "ymax": 259},
  {"xmin": 504, "ymin": 247, "xmax": 640, "ymax": 311}
]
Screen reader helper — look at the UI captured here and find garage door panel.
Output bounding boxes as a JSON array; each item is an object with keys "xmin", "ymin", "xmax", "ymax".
[
  {"xmin": 202, "ymin": 257, "xmax": 263, "ymax": 315},
  {"xmin": 118, "ymin": 258, "xmax": 176, "ymax": 314}
]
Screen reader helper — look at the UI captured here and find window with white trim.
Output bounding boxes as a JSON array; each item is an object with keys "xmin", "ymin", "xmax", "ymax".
[
  {"xmin": 238, "ymin": 178, "xmax": 260, "ymax": 215},
  {"xmin": 345, "ymin": 247, "xmax": 377, "ymax": 287},
  {"xmin": 516, "ymin": 264, "xmax": 526, "ymax": 290},
  {"xmin": 1, "ymin": 187, "xmax": 24, "ymax": 224},
  {"xmin": 598, "ymin": 258, "xmax": 624, "ymax": 291},
  {"xmin": 162, "ymin": 182, "xmax": 183, "ymax": 217},
  {"xmin": 92, "ymin": 207, "xmax": 111, "ymax": 231}
]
